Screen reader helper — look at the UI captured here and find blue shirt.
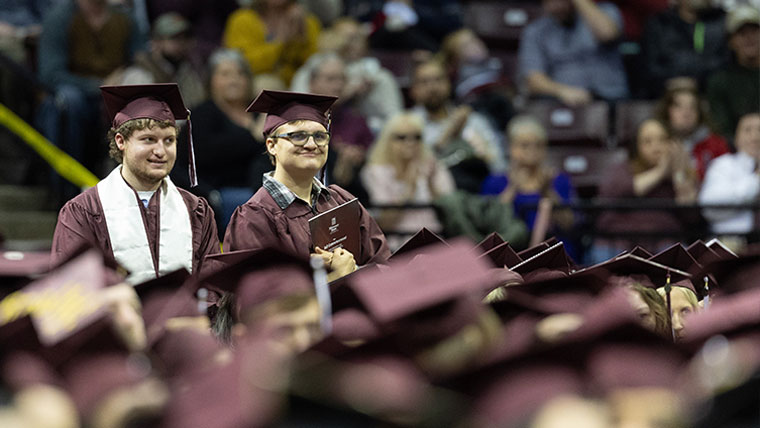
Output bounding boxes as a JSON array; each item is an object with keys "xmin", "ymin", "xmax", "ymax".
[{"xmin": 518, "ymin": 3, "xmax": 629, "ymax": 100}]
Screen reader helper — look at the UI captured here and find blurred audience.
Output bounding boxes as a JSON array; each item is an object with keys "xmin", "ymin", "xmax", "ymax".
[
  {"xmin": 410, "ymin": 59, "xmax": 505, "ymax": 193},
  {"xmin": 700, "ymin": 112, "xmax": 760, "ymax": 237},
  {"xmin": 37, "ymin": 0, "xmax": 146, "ymax": 180},
  {"xmin": 480, "ymin": 115, "xmax": 577, "ymax": 259},
  {"xmin": 172, "ymin": 48, "xmax": 268, "ymax": 234},
  {"xmin": 641, "ymin": 0, "xmax": 729, "ymax": 98},
  {"xmin": 706, "ymin": 5, "xmax": 760, "ymax": 142},
  {"xmin": 120, "ymin": 12, "xmax": 206, "ymax": 108},
  {"xmin": 306, "ymin": 53, "xmax": 372, "ymax": 203},
  {"xmin": 604, "ymin": 0, "xmax": 668, "ymax": 41},
  {"xmin": 361, "ymin": 111, "xmax": 455, "ymax": 249},
  {"xmin": 292, "ymin": 17, "xmax": 403, "ymax": 131},
  {"xmin": 145, "ymin": 0, "xmax": 238, "ymax": 60},
  {"xmin": 223, "ymin": 0, "xmax": 321, "ymax": 86},
  {"xmin": 343, "ymin": 0, "xmax": 463, "ymax": 52},
  {"xmin": 518, "ymin": 0, "xmax": 629, "ymax": 106},
  {"xmin": 653, "ymin": 85, "xmax": 730, "ymax": 181},
  {"xmin": 439, "ymin": 28, "xmax": 516, "ymax": 132},
  {"xmin": 591, "ymin": 119, "xmax": 699, "ymax": 263}
]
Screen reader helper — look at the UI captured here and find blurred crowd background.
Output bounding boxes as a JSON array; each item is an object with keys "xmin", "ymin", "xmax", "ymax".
[{"xmin": 1, "ymin": 0, "xmax": 759, "ymax": 262}]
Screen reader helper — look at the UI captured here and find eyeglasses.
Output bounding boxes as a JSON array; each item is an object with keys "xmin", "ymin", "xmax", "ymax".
[
  {"xmin": 272, "ymin": 131, "xmax": 331, "ymax": 147},
  {"xmin": 391, "ymin": 133, "xmax": 423, "ymax": 142}
]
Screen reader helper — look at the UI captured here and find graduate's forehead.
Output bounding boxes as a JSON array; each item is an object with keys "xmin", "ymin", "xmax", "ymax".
[{"xmin": 272, "ymin": 120, "xmax": 327, "ymax": 135}]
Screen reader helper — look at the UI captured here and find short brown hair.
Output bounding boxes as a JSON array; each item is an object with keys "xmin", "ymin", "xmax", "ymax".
[{"xmin": 107, "ymin": 118, "xmax": 177, "ymax": 163}]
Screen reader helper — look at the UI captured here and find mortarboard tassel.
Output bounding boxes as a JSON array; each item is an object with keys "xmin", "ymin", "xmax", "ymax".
[
  {"xmin": 187, "ymin": 109, "xmax": 198, "ymax": 187},
  {"xmin": 665, "ymin": 270, "xmax": 674, "ymax": 342},
  {"xmin": 703, "ymin": 276, "xmax": 710, "ymax": 310},
  {"xmin": 311, "ymin": 256, "xmax": 332, "ymax": 335}
]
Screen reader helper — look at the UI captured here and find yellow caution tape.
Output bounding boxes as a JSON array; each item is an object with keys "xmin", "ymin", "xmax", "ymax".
[{"xmin": 0, "ymin": 102, "xmax": 98, "ymax": 188}]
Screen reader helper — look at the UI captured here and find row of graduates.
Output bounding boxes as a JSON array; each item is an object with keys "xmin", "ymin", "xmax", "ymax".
[
  {"xmin": 1, "ymin": 228, "xmax": 759, "ymax": 427},
  {"xmin": 29, "ymin": 82, "xmax": 758, "ymax": 426}
]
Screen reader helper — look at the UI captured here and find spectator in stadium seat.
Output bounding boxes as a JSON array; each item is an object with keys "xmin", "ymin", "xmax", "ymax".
[
  {"xmin": 590, "ymin": 119, "xmax": 699, "ymax": 264},
  {"xmin": 518, "ymin": 0, "xmax": 629, "ymax": 106},
  {"xmin": 480, "ymin": 115, "xmax": 577, "ymax": 260},
  {"xmin": 170, "ymin": 48, "xmax": 269, "ymax": 235},
  {"xmin": 439, "ymin": 28, "xmax": 517, "ymax": 132},
  {"xmin": 653, "ymin": 85, "xmax": 730, "ymax": 181},
  {"xmin": 699, "ymin": 112, "xmax": 760, "ymax": 237},
  {"xmin": 120, "ymin": 12, "xmax": 206, "ymax": 108},
  {"xmin": 706, "ymin": 5, "xmax": 760, "ymax": 142},
  {"xmin": 361, "ymin": 111, "xmax": 455, "ymax": 250},
  {"xmin": 641, "ymin": 0, "xmax": 729, "ymax": 98},
  {"xmin": 37, "ymin": 0, "xmax": 146, "ymax": 189},
  {"xmin": 222, "ymin": 0, "xmax": 321, "ymax": 86},
  {"xmin": 291, "ymin": 17, "xmax": 404, "ymax": 132},
  {"xmin": 410, "ymin": 59, "xmax": 505, "ymax": 193}
]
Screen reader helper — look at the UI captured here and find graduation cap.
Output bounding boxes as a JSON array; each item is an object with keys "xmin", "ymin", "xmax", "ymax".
[
  {"xmin": 132, "ymin": 268, "xmax": 199, "ymax": 346},
  {"xmin": 697, "ymin": 250, "xmax": 760, "ymax": 296},
  {"xmin": 705, "ymin": 238, "xmax": 739, "ymax": 260},
  {"xmin": 0, "ymin": 250, "xmax": 51, "ymax": 294},
  {"xmin": 686, "ymin": 240, "xmax": 722, "ymax": 267},
  {"xmin": 577, "ymin": 253, "xmax": 691, "ymax": 290},
  {"xmin": 629, "ymin": 245, "xmax": 653, "ymax": 258},
  {"xmin": 389, "ymin": 227, "xmax": 449, "ymax": 260},
  {"xmin": 681, "ymin": 286, "xmax": 760, "ymax": 348},
  {"xmin": 479, "ymin": 241, "xmax": 522, "ymax": 269},
  {"xmin": 0, "ymin": 249, "xmax": 110, "ymax": 347},
  {"xmin": 199, "ymin": 248, "xmax": 316, "ymax": 321},
  {"xmin": 649, "ymin": 243, "xmax": 706, "ymax": 298},
  {"xmin": 100, "ymin": 83, "xmax": 197, "ymax": 187},
  {"xmin": 511, "ymin": 242, "xmax": 573, "ymax": 282},
  {"xmin": 473, "ymin": 232, "xmax": 505, "ymax": 253},
  {"xmin": 352, "ymin": 239, "xmax": 493, "ymax": 325},
  {"xmin": 246, "ymin": 89, "xmax": 338, "ymax": 136}
]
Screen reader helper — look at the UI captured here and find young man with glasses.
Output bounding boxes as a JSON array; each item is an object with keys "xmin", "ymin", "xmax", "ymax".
[{"xmin": 223, "ymin": 90, "xmax": 390, "ymax": 281}]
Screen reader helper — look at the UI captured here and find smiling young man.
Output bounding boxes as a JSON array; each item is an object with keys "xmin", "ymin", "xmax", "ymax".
[
  {"xmin": 51, "ymin": 83, "xmax": 219, "ymax": 284},
  {"xmin": 223, "ymin": 90, "xmax": 390, "ymax": 280}
]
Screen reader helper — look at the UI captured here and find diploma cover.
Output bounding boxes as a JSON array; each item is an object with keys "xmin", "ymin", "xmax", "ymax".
[{"xmin": 309, "ymin": 198, "xmax": 361, "ymax": 256}]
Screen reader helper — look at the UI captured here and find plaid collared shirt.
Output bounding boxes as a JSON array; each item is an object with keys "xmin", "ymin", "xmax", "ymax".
[{"xmin": 262, "ymin": 172, "xmax": 331, "ymax": 210}]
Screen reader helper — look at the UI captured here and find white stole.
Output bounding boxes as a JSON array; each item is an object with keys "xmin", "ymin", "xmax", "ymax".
[{"xmin": 97, "ymin": 166, "xmax": 193, "ymax": 284}]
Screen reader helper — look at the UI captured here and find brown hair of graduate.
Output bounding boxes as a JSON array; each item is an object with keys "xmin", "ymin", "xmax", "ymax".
[
  {"xmin": 653, "ymin": 86, "xmax": 716, "ymax": 136},
  {"xmin": 630, "ymin": 283, "xmax": 670, "ymax": 337},
  {"xmin": 107, "ymin": 118, "xmax": 177, "ymax": 164}
]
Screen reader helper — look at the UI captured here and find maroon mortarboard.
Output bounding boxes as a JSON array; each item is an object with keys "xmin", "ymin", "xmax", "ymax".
[
  {"xmin": 474, "ymin": 232, "xmax": 505, "ymax": 253},
  {"xmin": 0, "ymin": 250, "xmax": 51, "ymax": 294},
  {"xmin": 133, "ymin": 269, "xmax": 199, "ymax": 345},
  {"xmin": 200, "ymin": 248, "xmax": 314, "ymax": 320},
  {"xmin": 246, "ymin": 89, "xmax": 338, "ymax": 136},
  {"xmin": 697, "ymin": 251, "xmax": 760, "ymax": 296},
  {"xmin": 577, "ymin": 253, "xmax": 691, "ymax": 289},
  {"xmin": 1, "ymin": 350, "xmax": 63, "ymax": 390},
  {"xmin": 479, "ymin": 241, "xmax": 522, "ymax": 269},
  {"xmin": 389, "ymin": 227, "xmax": 449, "ymax": 260},
  {"xmin": 351, "ymin": 239, "xmax": 493, "ymax": 325},
  {"xmin": 649, "ymin": 243, "xmax": 705, "ymax": 297},
  {"xmin": 705, "ymin": 238, "xmax": 739, "ymax": 260},
  {"xmin": 686, "ymin": 240, "xmax": 722, "ymax": 267},
  {"xmin": 329, "ymin": 307, "xmax": 381, "ymax": 343},
  {"xmin": 629, "ymin": 245, "xmax": 653, "ymax": 258},
  {"xmin": 151, "ymin": 328, "xmax": 224, "ymax": 380},
  {"xmin": 500, "ymin": 270, "xmax": 611, "ymax": 315},
  {"xmin": 517, "ymin": 237, "xmax": 559, "ymax": 259},
  {"xmin": 511, "ymin": 242, "xmax": 573, "ymax": 281},
  {"xmin": 63, "ymin": 351, "xmax": 154, "ymax": 420},
  {"xmin": 100, "ymin": 83, "xmax": 197, "ymax": 187}
]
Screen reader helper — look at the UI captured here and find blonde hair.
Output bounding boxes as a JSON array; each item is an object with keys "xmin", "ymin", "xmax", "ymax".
[
  {"xmin": 656, "ymin": 285, "xmax": 699, "ymax": 309},
  {"xmin": 366, "ymin": 111, "xmax": 433, "ymax": 168},
  {"xmin": 507, "ymin": 114, "xmax": 547, "ymax": 143}
]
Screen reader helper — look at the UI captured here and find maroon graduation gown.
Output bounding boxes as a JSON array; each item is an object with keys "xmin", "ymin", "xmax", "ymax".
[
  {"xmin": 51, "ymin": 185, "xmax": 220, "ymax": 277},
  {"xmin": 223, "ymin": 184, "xmax": 390, "ymax": 265}
]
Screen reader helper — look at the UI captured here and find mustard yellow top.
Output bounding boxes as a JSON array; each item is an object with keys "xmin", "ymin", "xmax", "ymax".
[{"xmin": 223, "ymin": 8, "xmax": 321, "ymax": 85}]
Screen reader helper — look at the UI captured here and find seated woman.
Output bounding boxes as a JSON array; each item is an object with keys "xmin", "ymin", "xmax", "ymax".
[
  {"xmin": 654, "ymin": 85, "xmax": 730, "ymax": 181},
  {"xmin": 360, "ymin": 112, "xmax": 456, "ymax": 250},
  {"xmin": 590, "ymin": 119, "xmax": 699, "ymax": 264},
  {"xmin": 223, "ymin": 90, "xmax": 390, "ymax": 281},
  {"xmin": 172, "ymin": 48, "xmax": 271, "ymax": 233},
  {"xmin": 481, "ymin": 115, "xmax": 576, "ymax": 257}
]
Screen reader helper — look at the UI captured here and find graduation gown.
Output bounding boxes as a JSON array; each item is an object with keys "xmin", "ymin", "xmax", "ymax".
[
  {"xmin": 223, "ymin": 184, "xmax": 390, "ymax": 265},
  {"xmin": 51, "ymin": 184, "xmax": 220, "ymax": 277}
]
